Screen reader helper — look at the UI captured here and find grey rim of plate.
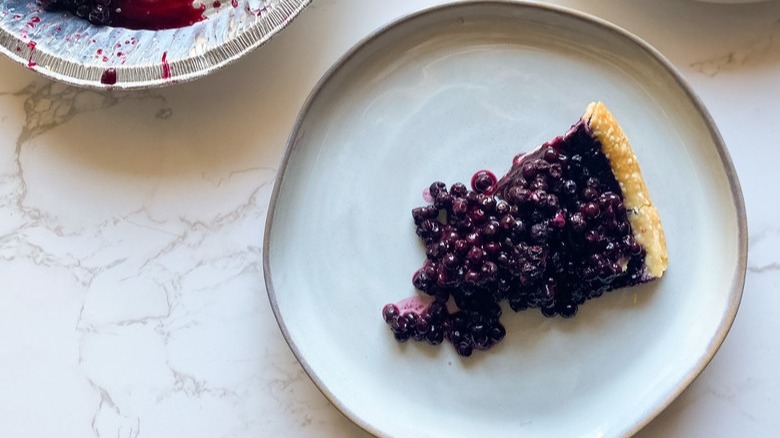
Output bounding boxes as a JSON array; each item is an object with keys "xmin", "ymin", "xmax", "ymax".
[
  {"xmin": 0, "ymin": 0, "xmax": 310, "ymax": 89},
  {"xmin": 264, "ymin": 1, "xmax": 748, "ymax": 436}
]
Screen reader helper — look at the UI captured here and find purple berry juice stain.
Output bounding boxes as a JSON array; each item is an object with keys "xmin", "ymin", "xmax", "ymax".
[
  {"xmin": 422, "ymin": 187, "xmax": 433, "ymax": 203},
  {"xmin": 161, "ymin": 51, "xmax": 171, "ymax": 79},
  {"xmin": 26, "ymin": 41, "xmax": 36, "ymax": 68},
  {"xmin": 100, "ymin": 68, "xmax": 117, "ymax": 85}
]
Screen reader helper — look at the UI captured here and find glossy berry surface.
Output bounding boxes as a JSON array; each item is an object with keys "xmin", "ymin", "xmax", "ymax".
[
  {"xmin": 37, "ymin": 0, "xmax": 114, "ymax": 25},
  {"xmin": 36, "ymin": 0, "xmax": 205, "ymax": 30},
  {"xmin": 383, "ymin": 119, "xmax": 651, "ymax": 357}
]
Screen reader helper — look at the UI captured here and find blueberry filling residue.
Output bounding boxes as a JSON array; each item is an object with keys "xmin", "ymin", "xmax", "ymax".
[
  {"xmin": 37, "ymin": 0, "xmax": 115, "ymax": 26},
  {"xmin": 36, "ymin": 0, "xmax": 205, "ymax": 30},
  {"xmin": 383, "ymin": 119, "xmax": 649, "ymax": 357}
]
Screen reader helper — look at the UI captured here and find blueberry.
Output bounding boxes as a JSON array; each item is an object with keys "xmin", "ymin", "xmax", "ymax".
[
  {"xmin": 569, "ymin": 212, "xmax": 586, "ymax": 231},
  {"xmin": 450, "ymin": 182, "xmax": 468, "ymax": 197},
  {"xmin": 557, "ymin": 302, "xmax": 577, "ymax": 318},
  {"xmin": 481, "ymin": 261, "xmax": 498, "ymax": 280},
  {"xmin": 582, "ymin": 202, "xmax": 600, "ymax": 219},
  {"xmin": 530, "ymin": 222, "xmax": 550, "ymax": 243},
  {"xmin": 415, "ymin": 318, "xmax": 430, "ymax": 335},
  {"xmin": 506, "ymin": 186, "xmax": 524, "ymax": 204},
  {"xmin": 429, "ymin": 181, "xmax": 446, "ymax": 199},
  {"xmin": 427, "ymin": 326, "xmax": 444, "ymax": 345},
  {"xmin": 548, "ymin": 163, "xmax": 563, "ymax": 179},
  {"xmin": 551, "ymin": 211, "xmax": 566, "ymax": 228},
  {"xmin": 36, "ymin": 0, "xmax": 61, "ymax": 11},
  {"xmin": 582, "ymin": 187, "xmax": 598, "ymax": 201},
  {"xmin": 434, "ymin": 191, "xmax": 453, "ymax": 209},
  {"xmin": 465, "ymin": 232, "xmax": 482, "ymax": 246},
  {"xmin": 511, "ymin": 219, "xmax": 526, "ymax": 236},
  {"xmin": 495, "ymin": 252, "xmax": 510, "ymax": 267},
  {"xmin": 543, "ymin": 146, "xmax": 559, "ymax": 162},
  {"xmin": 394, "ymin": 315, "xmax": 409, "ymax": 332},
  {"xmin": 562, "ymin": 179, "xmax": 577, "ymax": 196},
  {"xmin": 457, "ymin": 216, "xmax": 474, "ymax": 232},
  {"xmin": 585, "ymin": 230, "xmax": 601, "ymax": 247},
  {"xmin": 412, "ymin": 269, "xmax": 433, "ymax": 291},
  {"xmin": 546, "ymin": 194, "xmax": 560, "ymax": 211},
  {"xmin": 531, "ymin": 178, "xmax": 548, "ymax": 191},
  {"xmin": 473, "ymin": 171, "xmax": 497, "ymax": 194},
  {"xmin": 473, "ymin": 333, "xmax": 490, "ymax": 350},
  {"xmin": 509, "ymin": 296, "xmax": 528, "ymax": 312},
  {"xmin": 483, "ymin": 221, "xmax": 500, "ymax": 240},
  {"xmin": 425, "ymin": 242, "xmax": 442, "ymax": 259},
  {"xmin": 625, "ymin": 236, "xmax": 642, "ymax": 255},
  {"xmin": 490, "ymin": 324, "xmax": 506, "ymax": 342},
  {"xmin": 521, "ymin": 162, "xmax": 536, "ymax": 180},
  {"xmin": 423, "ymin": 263, "xmax": 437, "ymax": 278},
  {"xmin": 599, "ymin": 192, "xmax": 621, "ymax": 207},
  {"xmin": 467, "ymin": 247, "xmax": 485, "ymax": 265},
  {"xmin": 394, "ymin": 331, "xmax": 411, "ymax": 342},
  {"xmin": 451, "ymin": 197, "xmax": 468, "ymax": 216},
  {"xmin": 479, "ymin": 194, "xmax": 497, "ymax": 212},
  {"xmin": 382, "ymin": 304, "xmax": 399, "ymax": 323},
  {"xmin": 581, "ymin": 265, "xmax": 597, "ymax": 281},
  {"xmin": 412, "ymin": 206, "xmax": 436, "ymax": 223},
  {"xmin": 495, "ymin": 200, "xmax": 510, "ymax": 215},
  {"xmin": 483, "ymin": 242, "xmax": 501, "ymax": 256},
  {"xmin": 455, "ymin": 342, "xmax": 473, "ymax": 357},
  {"xmin": 437, "ymin": 270, "xmax": 455, "ymax": 287},
  {"xmin": 88, "ymin": 4, "xmax": 111, "ymax": 25},
  {"xmin": 499, "ymin": 214, "xmax": 515, "ymax": 230},
  {"xmin": 442, "ymin": 253, "xmax": 459, "ymax": 271},
  {"xmin": 469, "ymin": 208, "xmax": 487, "ymax": 225},
  {"xmin": 75, "ymin": 4, "xmax": 90, "ymax": 17}
]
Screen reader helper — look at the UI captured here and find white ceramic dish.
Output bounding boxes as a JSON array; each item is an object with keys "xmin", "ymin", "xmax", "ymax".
[
  {"xmin": 264, "ymin": 2, "xmax": 747, "ymax": 437},
  {"xmin": 695, "ymin": 1, "xmax": 766, "ymax": 3}
]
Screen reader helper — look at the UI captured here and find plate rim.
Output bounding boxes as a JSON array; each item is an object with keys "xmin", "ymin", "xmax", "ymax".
[
  {"xmin": 263, "ymin": 1, "xmax": 748, "ymax": 436},
  {"xmin": 0, "ymin": 0, "xmax": 311, "ymax": 90}
]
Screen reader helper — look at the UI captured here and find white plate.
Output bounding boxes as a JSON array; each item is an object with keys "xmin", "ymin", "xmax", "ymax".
[{"xmin": 264, "ymin": 2, "xmax": 747, "ymax": 437}]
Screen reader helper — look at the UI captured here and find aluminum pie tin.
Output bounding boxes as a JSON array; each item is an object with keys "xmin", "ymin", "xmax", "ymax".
[{"xmin": 0, "ymin": 0, "xmax": 310, "ymax": 89}]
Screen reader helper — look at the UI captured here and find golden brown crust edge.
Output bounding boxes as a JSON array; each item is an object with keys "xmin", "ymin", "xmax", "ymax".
[{"xmin": 584, "ymin": 102, "xmax": 668, "ymax": 278}]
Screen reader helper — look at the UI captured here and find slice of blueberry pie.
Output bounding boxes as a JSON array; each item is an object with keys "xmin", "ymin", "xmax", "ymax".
[{"xmin": 382, "ymin": 102, "xmax": 668, "ymax": 357}]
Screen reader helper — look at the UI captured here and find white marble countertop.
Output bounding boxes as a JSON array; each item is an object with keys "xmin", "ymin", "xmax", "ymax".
[{"xmin": 0, "ymin": 0, "xmax": 777, "ymax": 436}]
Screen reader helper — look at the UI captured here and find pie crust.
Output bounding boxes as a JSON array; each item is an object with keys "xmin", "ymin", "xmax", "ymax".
[{"xmin": 585, "ymin": 102, "xmax": 668, "ymax": 279}]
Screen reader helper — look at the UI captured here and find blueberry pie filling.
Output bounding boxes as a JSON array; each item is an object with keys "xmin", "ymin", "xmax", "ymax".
[
  {"xmin": 35, "ymin": 0, "xmax": 205, "ymax": 30},
  {"xmin": 382, "ymin": 102, "xmax": 668, "ymax": 357}
]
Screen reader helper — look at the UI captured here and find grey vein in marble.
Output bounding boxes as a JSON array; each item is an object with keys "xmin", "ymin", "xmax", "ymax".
[{"xmin": 691, "ymin": 19, "xmax": 780, "ymax": 76}]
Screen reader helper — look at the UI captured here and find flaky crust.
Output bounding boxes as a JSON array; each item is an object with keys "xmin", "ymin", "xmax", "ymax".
[{"xmin": 584, "ymin": 102, "xmax": 668, "ymax": 278}]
